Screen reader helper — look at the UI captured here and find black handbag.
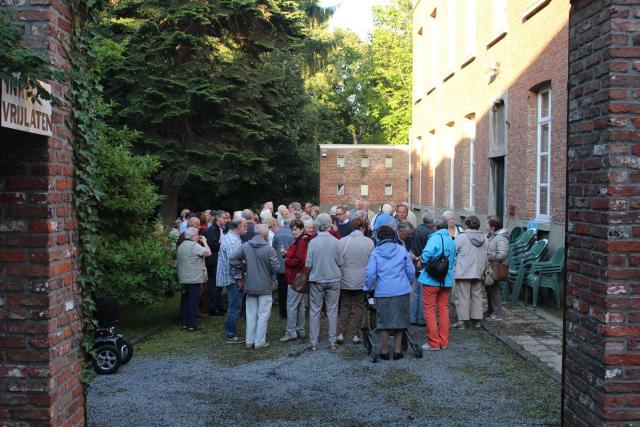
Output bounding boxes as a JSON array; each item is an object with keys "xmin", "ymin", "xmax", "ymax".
[{"xmin": 425, "ymin": 235, "xmax": 449, "ymax": 285}]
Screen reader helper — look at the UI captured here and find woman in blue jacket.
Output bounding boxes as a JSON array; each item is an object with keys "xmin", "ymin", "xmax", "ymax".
[
  {"xmin": 417, "ymin": 216, "xmax": 457, "ymax": 351},
  {"xmin": 363, "ymin": 226, "xmax": 415, "ymax": 360}
]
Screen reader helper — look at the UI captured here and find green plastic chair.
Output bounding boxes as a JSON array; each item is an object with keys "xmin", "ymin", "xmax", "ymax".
[
  {"xmin": 524, "ymin": 247, "xmax": 565, "ymax": 308},
  {"xmin": 500, "ymin": 229, "xmax": 536, "ymax": 299},
  {"xmin": 508, "ymin": 227, "xmax": 527, "ymax": 245},
  {"xmin": 510, "ymin": 239, "xmax": 548, "ymax": 304}
]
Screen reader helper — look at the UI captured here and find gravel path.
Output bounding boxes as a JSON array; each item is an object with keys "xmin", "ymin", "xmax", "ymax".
[{"xmin": 87, "ymin": 327, "xmax": 560, "ymax": 426}]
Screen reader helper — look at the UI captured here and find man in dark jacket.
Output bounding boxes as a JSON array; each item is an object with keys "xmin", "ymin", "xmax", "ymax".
[
  {"xmin": 205, "ymin": 210, "xmax": 228, "ymax": 315},
  {"xmin": 229, "ymin": 224, "xmax": 279, "ymax": 349},
  {"xmin": 409, "ymin": 211, "xmax": 434, "ymax": 326},
  {"xmin": 240, "ymin": 209, "xmax": 256, "ymax": 243},
  {"xmin": 335, "ymin": 205, "xmax": 353, "ymax": 238}
]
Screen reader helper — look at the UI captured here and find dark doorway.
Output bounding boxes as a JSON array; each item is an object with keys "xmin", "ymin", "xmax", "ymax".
[{"xmin": 490, "ymin": 156, "xmax": 505, "ymax": 222}]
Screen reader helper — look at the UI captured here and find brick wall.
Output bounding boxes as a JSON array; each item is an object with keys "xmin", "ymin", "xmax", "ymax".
[
  {"xmin": 564, "ymin": 1, "xmax": 640, "ymax": 424},
  {"xmin": 411, "ymin": 0, "xmax": 569, "ymax": 250},
  {"xmin": 318, "ymin": 145, "xmax": 409, "ymax": 209},
  {"xmin": 0, "ymin": 0, "xmax": 84, "ymax": 425}
]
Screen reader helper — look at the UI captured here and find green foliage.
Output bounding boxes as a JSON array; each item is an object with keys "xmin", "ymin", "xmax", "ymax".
[{"xmin": 0, "ymin": 12, "xmax": 61, "ymax": 103}]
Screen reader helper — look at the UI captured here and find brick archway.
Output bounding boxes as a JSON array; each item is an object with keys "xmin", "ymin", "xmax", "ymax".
[{"xmin": 564, "ymin": 1, "xmax": 640, "ymax": 424}]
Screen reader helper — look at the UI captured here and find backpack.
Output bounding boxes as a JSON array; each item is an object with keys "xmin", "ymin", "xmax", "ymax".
[{"xmin": 425, "ymin": 234, "xmax": 449, "ymax": 285}]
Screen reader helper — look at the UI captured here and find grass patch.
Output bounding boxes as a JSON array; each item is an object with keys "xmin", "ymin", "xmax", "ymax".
[
  {"xmin": 374, "ymin": 367, "xmax": 421, "ymax": 389},
  {"xmin": 134, "ymin": 304, "xmax": 303, "ymax": 366},
  {"xmin": 118, "ymin": 294, "xmax": 181, "ymax": 340}
]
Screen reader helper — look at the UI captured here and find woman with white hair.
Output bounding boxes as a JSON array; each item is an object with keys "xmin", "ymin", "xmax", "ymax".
[
  {"xmin": 305, "ymin": 213, "xmax": 342, "ymax": 351},
  {"xmin": 176, "ymin": 227, "xmax": 211, "ymax": 331}
]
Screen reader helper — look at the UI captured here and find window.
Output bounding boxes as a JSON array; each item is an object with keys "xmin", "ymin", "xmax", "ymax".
[
  {"xmin": 490, "ymin": 99, "xmax": 506, "ymax": 154},
  {"xmin": 385, "ymin": 184, "xmax": 393, "ymax": 196},
  {"xmin": 361, "ymin": 156, "xmax": 369, "ymax": 168},
  {"xmin": 385, "ymin": 156, "xmax": 393, "ymax": 168},
  {"xmin": 536, "ymin": 87, "xmax": 551, "ymax": 220},
  {"xmin": 360, "ymin": 184, "xmax": 368, "ymax": 196},
  {"xmin": 337, "ymin": 156, "xmax": 345, "ymax": 167},
  {"xmin": 445, "ymin": 1, "xmax": 456, "ymax": 77},
  {"xmin": 463, "ymin": 0, "xmax": 477, "ymax": 63},
  {"xmin": 465, "ymin": 115, "xmax": 476, "ymax": 211},
  {"xmin": 337, "ymin": 184, "xmax": 345, "ymax": 196}
]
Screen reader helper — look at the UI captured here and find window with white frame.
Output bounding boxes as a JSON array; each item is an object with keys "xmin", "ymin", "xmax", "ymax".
[
  {"xmin": 360, "ymin": 184, "xmax": 369, "ymax": 196},
  {"xmin": 361, "ymin": 156, "xmax": 369, "ymax": 167},
  {"xmin": 337, "ymin": 183, "xmax": 345, "ymax": 196},
  {"xmin": 465, "ymin": 116, "xmax": 476, "ymax": 211},
  {"xmin": 536, "ymin": 87, "xmax": 551, "ymax": 220},
  {"xmin": 385, "ymin": 184, "xmax": 393, "ymax": 196},
  {"xmin": 337, "ymin": 156, "xmax": 345, "ymax": 167},
  {"xmin": 385, "ymin": 156, "xmax": 393, "ymax": 168},
  {"xmin": 464, "ymin": 0, "xmax": 476, "ymax": 61}
]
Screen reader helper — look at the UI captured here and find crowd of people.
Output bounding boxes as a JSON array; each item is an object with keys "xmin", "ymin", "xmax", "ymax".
[{"xmin": 173, "ymin": 200, "xmax": 510, "ymax": 358}]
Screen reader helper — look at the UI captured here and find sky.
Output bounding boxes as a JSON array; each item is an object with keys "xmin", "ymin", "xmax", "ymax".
[{"xmin": 321, "ymin": 0, "xmax": 391, "ymax": 41}]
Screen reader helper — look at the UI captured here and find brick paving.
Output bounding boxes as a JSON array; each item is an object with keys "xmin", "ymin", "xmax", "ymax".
[{"xmin": 483, "ymin": 302, "xmax": 563, "ymax": 381}]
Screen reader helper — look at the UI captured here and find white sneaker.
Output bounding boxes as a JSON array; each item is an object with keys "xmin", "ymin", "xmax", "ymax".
[
  {"xmin": 279, "ymin": 333, "xmax": 297, "ymax": 342},
  {"xmin": 421, "ymin": 343, "xmax": 440, "ymax": 351},
  {"xmin": 352, "ymin": 335, "xmax": 361, "ymax": 344},
  {"xmin": 490, "ymin": 314, "xmax": 502, "ymax": 321},
  {"xmin": 255, "ymin": 343, "xmax": 270, "ymax": 349},
  {"xmin": 451, "ymin": 321, "xmax": 466, "ymax": 330},
  {"xmin": 336, "ymin": 334, "xmax": 344, "ymax": 344}
]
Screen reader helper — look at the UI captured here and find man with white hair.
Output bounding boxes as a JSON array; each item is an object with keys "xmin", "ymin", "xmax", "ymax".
[
  {"xmin": 230, "ymin": 224, "xmax": 279, "ymax": 349},
  {"xmin": 373, "ymin": 203, "xmax": 395, "ymax": 231}
]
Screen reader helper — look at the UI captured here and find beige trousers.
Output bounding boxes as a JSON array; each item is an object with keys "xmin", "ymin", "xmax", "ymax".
[{"xmin": 455, "ymin": 279, "xmax": 483, "ymax": 321}]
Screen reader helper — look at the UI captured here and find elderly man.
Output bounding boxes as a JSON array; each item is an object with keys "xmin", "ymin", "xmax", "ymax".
[
  {"xmin": 409, "ymin": 211, "xmax": 434, "ymax": 326},
  {"xmin": 306, "ymin": 213, "xmax": 342, "ymax": 351},
  {"xmin": 304, "ymin": 202, "xmax": 313, "ymax": 217},
  {"xmin": 177, "ymin": 227, "xmax": 211, "ymax": 331},
  {"xmin": 179, "ymin": 208, "xmax": 191, "ymax": 233},
  {"xmin": 349, "ymin": 199, "xmax": 362, "ymax": 220},
  {"xmin": 241, "ymin": 209, "xmax": 256, "ymax": 243},
  {"xmin": 272, "ymin": 214, "xmax": 296, "ymax": 318},
  {"xmin": 230, "ymin": 224, "xmax": 279, "ymax": 349},
  {"xmin": 217, "ymin": 218, "xmax": 248, "ymax": 343},
  {"xmin": 395, "ymin": 203, "xmax": 409, "ymax": 227},
  {"xmin": 335, "ymin": 205, "xmax": 352, "ymax": 238},
  {"xmin": 397, "ymin": 220, "xmax": 414, "ymax": 249}
]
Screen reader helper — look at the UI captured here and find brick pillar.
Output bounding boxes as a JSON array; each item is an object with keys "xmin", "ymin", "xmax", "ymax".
[
  {"xmin": 0, "ymin": 0, "xmax": 84, "ymax": 425},
  {"xmin": 565, "ymin": 1, "xmax": 640, "ymax": 424}
]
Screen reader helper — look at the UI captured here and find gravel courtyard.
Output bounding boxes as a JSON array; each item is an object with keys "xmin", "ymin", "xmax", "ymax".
[{"xmin": 87, "ymin": 314, "xmax": 560, "ymax": 426}]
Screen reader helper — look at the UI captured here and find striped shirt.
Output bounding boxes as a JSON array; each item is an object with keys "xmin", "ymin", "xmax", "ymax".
[{"xmin": 216, "ymin": 231, "xmax": 242, "ymax": 287}]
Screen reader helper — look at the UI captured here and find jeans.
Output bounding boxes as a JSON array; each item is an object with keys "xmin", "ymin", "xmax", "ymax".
[
  {"xmin": 422, "ymin": 286, "xmax": 451, "ymax": 349},
  {"xmin": 337, "ymin": 289, "xmax": 364, "ymax": 338},
  {"xmin": 277, "ymin": 273, "xmax": 288, "ymax": 318},
  {"xmin": 410, "ymin": 278, "xmax": 425, "ymax": 325},
  {"xmin": 286, "ymin": 286, "xmax": 306, "ymax": 335},
  {"xmin": 207, "ymin": 264, "xmax": 224, "ymax": 314},
  {"xmin": 224, "ymin": 283, "xmax": 244, "ymax": 338},
  {"xmin": 181, "ymin": 283, "xmax": 201, "ymax": 329},
  {"xmin": 309, "ymin": 281, "xmax": 340, "ymax": 346},
  {"xmin": 245, "ymin": 294, "xmax": 272, "ymax": 346}
]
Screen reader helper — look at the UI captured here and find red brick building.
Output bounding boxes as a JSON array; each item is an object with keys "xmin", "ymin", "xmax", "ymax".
[
  {"xmin": 411, "ymin": 0, "xmax": 569, "ymax": 252},
  {"xmin": 0, "ymin": 0, "xmax": 84, "ymax": 425},
  {"xmin": 318, "ymin": 144, "xmax": 410, "ymax": 211}
]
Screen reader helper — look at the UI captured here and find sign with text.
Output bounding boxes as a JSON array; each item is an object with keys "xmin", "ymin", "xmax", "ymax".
[{"xmin": 1, "ymin": 80, "xmax": 53, "ymax": 136}]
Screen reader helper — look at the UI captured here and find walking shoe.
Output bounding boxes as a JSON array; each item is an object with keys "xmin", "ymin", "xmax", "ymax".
[
  {"xmin": 393, "ymin": 353, "xmax": 404, "ymax": 360},
  {"xmin": 245, "ymin": 344, "xmax": 254, "ymax": 350},
  {"xmin": 225, "ymin": 336, "xmax": 245, "ymax": 344},
  {"xmin": 352, "ymin": 335, "xmax": 361, "ymax": 344},
  {"xmin": 329, "ymin": 342, "xmax": 338, "ymax": 351},
  {"xmin": 421, "ymin": 343, "xmax": 440, "ymax": 351},
  {"xmin": 489, "ymin": 314, "xmax": 502, "ymax": 321},
  {"xmin": 280, "ymin": 333, "xmax": 297, "ymax": 342},
  {"xmin": 308, "ymin": 344, "xmax": 317, "ymax": 351},
  {"xmin": 451, "ymin": 321, "xmax": 466, "ymax": 330},
  {"xmin": 379, "ymin": 353, "xmax": 390, "ymax": 360},
  {"xmin": 336, "ymin": 334, "xmax": 344, "ymax": 344},
  {"xmin": 472, "ymin": 321, "xmax": 482, "ymax": 329},
  {"xmin": 297, "ymin": 330, "xmax": 306, "ymax": 338},
  {"xmin": 255, "ymin": 343, "xmax": 270, "ymax": 349}
]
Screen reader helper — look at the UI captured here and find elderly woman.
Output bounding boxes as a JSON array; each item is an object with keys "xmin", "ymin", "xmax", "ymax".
[
  {"xmin": 363, "ymin": 225, "xmax": 415, "ymax": 360},
  {"xmin": 176, "ymin": 227, "xmax": 211, "ymax": 331},
  {"xmin": 485, "ymin": 216, "xmax": 509, "ymax": 320},
  {"xmin": 281, "ymin": 219, "xmax": 314, "ymax": 341},
  {"xmin": 337, "ymin": 217, "xmax": 374, "ymax": 345},
  {"xmin": 453, "ymin": 216, "xmax": 487, "ymax": 329},
  {"xmin": 418, "ymin": 216, "xmax": 456, "ymax": 351},
  {"xmin": 305, "ymin": 213, "xmax": 342, "ymax": 351}
]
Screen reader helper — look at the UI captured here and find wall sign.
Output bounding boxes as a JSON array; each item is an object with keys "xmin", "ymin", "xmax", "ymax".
[{"xmin": 1, "ymin": 80, "xmax": 53, "ymax": 136}]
